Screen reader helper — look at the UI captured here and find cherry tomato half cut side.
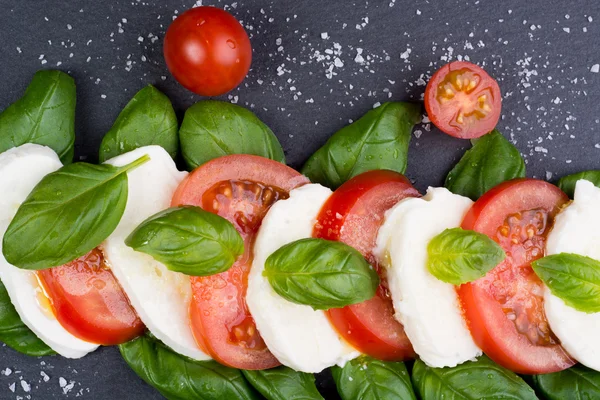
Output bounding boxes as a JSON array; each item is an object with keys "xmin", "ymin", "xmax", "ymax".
[
  {"xmin": 314, "ymin": 170, "xmax": 419, "ymax": 361},
  {"xmin": 37, "ymin": 248, "xmax": 144, "ymax": 346},
  {"xmin": 425, "ymin": 61, "xmax": 502, "ymax": 139},
  {"xmin": 172, "ymin": 155, "xmax": 309, "ymax": 370},
  {"xmin": 458, "ymin": 178, "xmax": 575, "ymax": 374}
]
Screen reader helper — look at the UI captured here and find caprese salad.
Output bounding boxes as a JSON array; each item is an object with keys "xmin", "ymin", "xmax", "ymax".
[{"xmin": 0, "ymin": 59, "xmax": 599, "ymax": 400}]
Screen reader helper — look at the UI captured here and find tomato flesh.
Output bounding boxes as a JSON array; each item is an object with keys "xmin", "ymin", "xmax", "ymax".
[
  {"xmin": 425, "ymin": 61, "xmax": 501, "ymax": 139},
  {"xmin": 314, "ymin": 170, "xmax": 419, "ymax": 361},
  {"xmin": 172, "ymin": 155, "xmax": 308, "ymax": 370},
  {"xmin": 37, "ymin": 248, "xmax": 144, "ymax": 345},
  {"xmin": 458, "ymin": 179, "xmax": 575, "ymax": 374}
]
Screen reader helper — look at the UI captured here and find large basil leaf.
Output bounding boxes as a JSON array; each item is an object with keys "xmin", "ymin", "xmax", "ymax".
[
  {"xmin": 532, "ymin": 253, "xmax": 600, "ymax": 313},
  {"xmin": 0, "ymin": 70, "xmax": 76, "ymax": 164},
  {"xmin": 3, "ymin": 155, "xmax": 149, "ymax": 270},
  {"xmin": 411, "ymin": 356, "xmax": 537, "ymax": 400},
  {"xmin": 558, "ymin": 171, "xmax": 600, "ymax": 199},
  {"xmin": 125, "ymin": 206, "xmax": 243, "ymax": 276},
  {"xmin": 263, "ymin": 238, "xmax": 379, "ymax": 310},
  {"xmin": 179, "ymin": 100, "xmax": 285, "ymax": 170},
  {"xmin": 445, "ymin": 130, "xmax": 525, "ymax": 200},
  {"xmin": 532, "ymin": 364, "xmax": 600, "ymax": 400},
  {"xmin": 427, "ymin": 227, "xmax": 505, "ymax": 285},
  {"xmin": 331, "ymin": 357, "xmax": 416, "ymax": 400},
  {"xmin": 302, "ymin": 102, "xmax": 421, "ymax": 189},
  {"xmin": 119, "ymin": 334, "xmax": 260, "ymax": 400},
  {"xmin": 0, "ymin": 280, "xmax": 54, "ymax": 356},
  {"xmin": 99, "ymin": 85, "xmax": 178, "ymax": 162},
  {"xmin": 242, "ymin": 367, "xmax": 324, "ymax": 400}
]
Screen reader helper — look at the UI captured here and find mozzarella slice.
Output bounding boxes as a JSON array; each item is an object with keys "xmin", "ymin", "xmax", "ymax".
[
  {"xmin": 102, "ymin": 146, "xmax": 210, "ymax": 360},
  {"xmin": 0, "ymin": 144, "xmax": 98, "ymax": 358},
  {"xmin": 544, "ymin": 179, "xmax": 600, "ymax": 371},
  {"xmin": 375, "ymin": 187, "xmax": 481, "ymax": 368},
  {"xmin": 247, "ymin": 184, "xmax": 360, "ymax": 373}
]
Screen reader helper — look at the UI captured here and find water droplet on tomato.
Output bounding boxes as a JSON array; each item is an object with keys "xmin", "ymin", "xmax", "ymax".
[{"xmin": 226, "ymin": 39, "xmax": 236, "ymax": 49}]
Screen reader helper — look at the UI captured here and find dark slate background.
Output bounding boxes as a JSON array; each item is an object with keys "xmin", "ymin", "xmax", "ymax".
[{"xmin": 0, "ymin": 0, "xmax": 599, "ymax": 398}]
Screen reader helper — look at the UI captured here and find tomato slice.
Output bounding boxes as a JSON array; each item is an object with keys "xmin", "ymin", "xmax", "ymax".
[
  {"xmin": 37, "ymin": 248, "xmax": 144, "ymax": 345},
  {"xmin": 425, "ymin": 61, "xmax": 502, "ymax": 139},
  {"xmin": 458, "ymin": 179, "xmax": 575, "ymax": 374},
  {"xmin": 171, "ymin": 155, "xmax": 309, "ymax": 370},
  {"xmin": 313, "ymin": 170, "xmax": 418, "ymax": 361}
]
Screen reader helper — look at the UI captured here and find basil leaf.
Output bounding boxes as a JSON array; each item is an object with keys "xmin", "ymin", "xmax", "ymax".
[
  {"xmin": 0, "ymin": 279, "xmax": 54, "ymax": 356},
  {"xmin": 427, "ymin": 227, "xmax": 505, "ymax": 285},
  {"xmin": 125, "ymin": 206, "xmax": 243, "ymax": 276},
  {"xmin": 445, "ymin": 130, "xmax": 525, "ymax": 200},
  {"xmin": 331, "ymin": 356, "xmax": 416, "ymax": 400},
  {"xmin": 264, "ymin": 238, "xmax": 379, "ymax": 310},
  {"xmin": 411, "ymin": 356, "xmax": 537, "ymax": 400},
  {"xmin": 532, "ymin": 364, "xmax": 600, "ymax": 400},
  {"xmin": 558, "ymin": 171, "xmax": 600, "ymax": 199},
  {"xmin": 119, "ymin": 334, "xmax": 260, "ymax": 400},
  {"xmin": 0, "ymin": 70, "xmax": 76, "ymax": 164},
  {"xmin": 532, "ymin": 253, "xmax": 600, "ymax": 313},
  {"xmin": 301, "ymin": 102, "xmax": 420, "ymax": 189},
  {"xmin": 179, "ymin": 100, "xmax": 285, "ymax": 170},
  {"xmin": 99, "ymin": 85, "xmax": 178, "ymax": 163},
  {"xmin": 2, "ymin": 155, "xmax": 149, "ymax": 270},
  {"xmin": 242, "ymin": 367, "xmax": 324, "ymax": 400}
]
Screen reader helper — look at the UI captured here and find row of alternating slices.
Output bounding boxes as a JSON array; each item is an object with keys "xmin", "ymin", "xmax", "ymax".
[{"xmin": 1, "ymin": 143, "xmax": 598, "ymax": 375}]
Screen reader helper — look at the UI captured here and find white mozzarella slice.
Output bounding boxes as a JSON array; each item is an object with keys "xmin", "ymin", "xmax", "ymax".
[
  {"xmin": 0, "ymin": 144, "xmax": 98, "ymax": 358},
  {"xmin": 544, "ymin": 179, "xmax": 600, "ymax": 371},
  {"xmin": 102, "ymin": 146, "xmax": 210, "ymax": 360},
  {"xmin": 375, "ymin": 187, "xmax": 481, "ymax": 368},
  {"xmin": 247, "ymin": 184, "xmax": 360, "ymax": 373}
]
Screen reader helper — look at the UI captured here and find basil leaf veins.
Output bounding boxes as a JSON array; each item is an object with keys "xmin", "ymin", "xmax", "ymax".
[
  {"xmin": 125, "ymin": 206, "xmax": 243, "ymax": 277},
  {"xmin": 427, "ymin": 227, "xmax": 505, "ymax": 285},
  {"xmin": 3, "ymin": 155, "xmax": 149, "ymax": 270},
  {"xmin": 242, "ymin": 367, "xmax": 324, "ymax": 400},
  {"xmin": 558, "ymin": 171, "xmax": 600, "ymax": 199},
  {"xmin": 532, "ymin": 364, "xmax": 600, "ymax": 400},
  {"xmin": 263, "ymin": 238, "xmax": 379, "ymax": 310},
  {"xmin": 301, "ymin": 102, "xmax": 421, "ymax": 189}
]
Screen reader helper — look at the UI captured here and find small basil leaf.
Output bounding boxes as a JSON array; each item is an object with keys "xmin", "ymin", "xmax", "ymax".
[
  {"xmin": 2, "ymin": 155, "xmax": 149, "ymax": 270},
  {"xmin": 445, "ymin": 130, "xmax": 525, "ymax": 200},
  {"xmin": 119, "ymin": 334, "xmax": 260, "ymax": 400},
  {"xmin": 0, "ymin": 70, "xmax": 76, "ymax": 164},
  {"xmin": 179, "ymin": 100, "xmax": 285, "ymax": 170},
  {"xmin": 99, "ymin": 85, "xmax": 178, "ymax": 163},
  {"xmin": 263, "ymin": 238, "xmax": 379, "ymax": 310},
  {"xmin": 532, "ymin": 253, "xmax": 600, "ymax": 313},
  {"xmin": 125, "ymin": 206, "xmax": 243, "ymax": 276},
  {"xmin": 301, "ymin": 102, "xmax": 421, "ymax": 189},
  {"xmin": 242, "ymin": 367, "xmax": 324, "ymax": 400},
  {"xmin": 0, "ymin": 279, "xmax": 55, "ymax": 356},
  {"xmin": 532, "ymin": 364, "xmax": 600, "ymax": 400},
  {"xmin": 411, "ymin": 356, "xmax": 537, "ymax": 400},
  {"xmin": 558, "ymin": 171, "xmax": 600, "ymax": 199},
  {"xmin": 427, "ymin": 227, "xmax": 505, "ymax": 285},
  {"xmin": 331, "ymin": 356, "xmax": 416, "ymax": 400}
]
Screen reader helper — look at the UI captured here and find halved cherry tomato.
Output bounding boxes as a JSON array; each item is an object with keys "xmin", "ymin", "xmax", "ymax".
[
  {"xmin": 171, "ymin": 155, "xmax": 308, "ymax": 370},
  {"xmin": 458, "ymin": 179, "xmax": 575, "ymax": 374},
  {"xmin": 313, "ymin": 170, "xmax": 419, "ymax": 361},
  {"xmin": 37, "ymin": 248, "xmax": 144, "ymax": 345},
  {"xmin": 425, "ymin": 61, "xmax": 502, "ymax": 139}
]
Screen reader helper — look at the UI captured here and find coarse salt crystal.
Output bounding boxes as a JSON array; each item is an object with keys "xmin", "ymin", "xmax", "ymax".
[{"xmin": 591, "ymin": 64, "xmax": 600, "ymax": 73}]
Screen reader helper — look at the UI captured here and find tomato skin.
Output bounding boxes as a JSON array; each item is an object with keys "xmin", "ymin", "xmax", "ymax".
[
  {"xmin": 458, "ymin": 178, "xmax": 575, "ymax": 374},
  {"xmin": 425, "ymin": 61, "xmax": 501, "ymax": 139},
  {"xmin": 164, "ymin": 6, "xmax": 252, "ymax": 96},
  {"xmin": 314, "ymin": 170, "xmax": 418, "ymax": 361},
  {"xmin": 37, "ymin": 249, "xmax": 144, "ymax": 346},
  {"xmin": 172, "ymin": 155, "xmax": 309, "ymax": 370}
]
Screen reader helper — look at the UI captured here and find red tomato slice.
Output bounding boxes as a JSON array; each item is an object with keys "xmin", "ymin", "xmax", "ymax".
[
  {"xmin": 458, "ymin": 179, "xmax": 575, "ymax": 374},
  {"xmin": 425, "ymin": 61, "xmax": 501, "ymax": 139},
  {"xmin": 313, "ymin": 170, "xmax": 419, "ymax": 361},
  {"xmin": 37, "ymin": 248, "xmax": 144, "ymax": 345},
  {"xmin": 171, "ymin": 155, "xmax": 309, "ymax": 370}
]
